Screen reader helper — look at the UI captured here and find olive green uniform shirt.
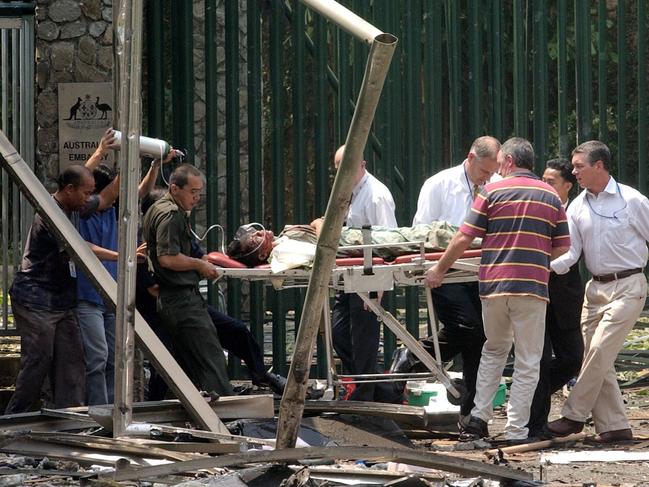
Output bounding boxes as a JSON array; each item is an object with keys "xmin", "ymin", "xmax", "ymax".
[{"xmin": 142, "ymin": 192, "xmax": 199, "ymax": 289}]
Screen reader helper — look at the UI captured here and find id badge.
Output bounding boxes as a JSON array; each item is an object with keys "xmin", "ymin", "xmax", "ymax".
[{"xmin": 69, "ymin": 261, "xmax": 77, "ymax": 278}]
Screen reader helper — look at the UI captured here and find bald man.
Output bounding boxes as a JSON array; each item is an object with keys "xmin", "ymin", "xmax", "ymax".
[{"xmin": 331, "ymin": 145, "xmax": 398, "ymax": 402}]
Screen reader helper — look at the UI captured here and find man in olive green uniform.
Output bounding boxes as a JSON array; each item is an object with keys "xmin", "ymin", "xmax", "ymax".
[{"xmin": 142, "ymin": 164, "xmax": 232, "ymax": 396}]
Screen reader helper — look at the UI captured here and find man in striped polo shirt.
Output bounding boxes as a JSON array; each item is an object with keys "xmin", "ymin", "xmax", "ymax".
[{"xmin": 425, "ymin": 137, "xmax": 571, "ymax": 443}]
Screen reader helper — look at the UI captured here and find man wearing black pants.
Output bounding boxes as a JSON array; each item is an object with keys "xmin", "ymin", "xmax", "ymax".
[
  {"xmin": 396, "ymin": 136, "xmax": 500, "ymax": 421},
  {"xmin": 330, "ymin": 145, "xmax": 398, "ymax": 402},
  {"xmin": 527, "ymin": 158, "xmax": 585, "ymax": 436},
  {"xmin": 138, "ymin": 189, "xmax": 285, "ymax": 399}
]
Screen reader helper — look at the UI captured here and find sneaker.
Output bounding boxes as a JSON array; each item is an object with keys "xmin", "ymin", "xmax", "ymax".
[{"xmin": 459, "ymin": 416, "xmax": 489, "ymax": 441}]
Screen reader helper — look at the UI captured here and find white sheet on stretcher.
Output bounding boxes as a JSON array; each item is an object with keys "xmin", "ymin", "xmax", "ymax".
[{"xmin": 269, "ymin": 237, "xmax": 317, "ymax": 273}]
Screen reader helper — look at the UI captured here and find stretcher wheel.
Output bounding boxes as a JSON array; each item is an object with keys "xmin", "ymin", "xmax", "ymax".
[{"xmin": 446, "ymin": 378, "xmax": 467, "ymax": 406}]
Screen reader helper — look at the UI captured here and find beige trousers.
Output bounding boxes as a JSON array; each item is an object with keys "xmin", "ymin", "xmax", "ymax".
[
  {"xmin": 472, "ymin": 295, "xmax": 547, "ymax": 440},
  {"xmin": 562, "ymin": 273, "xmax": 647, "ymax": 433}
]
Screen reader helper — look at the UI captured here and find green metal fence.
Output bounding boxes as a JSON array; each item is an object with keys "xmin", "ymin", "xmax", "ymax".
[
  {"xmin": 0, "ymin": 2, "xmax": 35, "ymax": 336},
  {"xmin": 145, "ymin": 0, "xmax": 649, "ymax": 376}
]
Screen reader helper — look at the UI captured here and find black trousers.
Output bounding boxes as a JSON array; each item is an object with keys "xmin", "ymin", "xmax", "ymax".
[
  {"xmin": 332, "ymin": 292, "xmax": 401, "ymax": 403},
  {"xmin": 143, "ymin": 296, "xmax": 267, "ymax": 400},
  {"xmin": 417, "ymin": 282, "xmax": 485, "ymax": 416},
  {"xmin": 206, "ymin": 305, "xmax": 267, "ymax": 383},
  {"xmin": 6, "ymin": 303, "xmax": 85, "ymax": 413},
  {"xmin": 157, "ymin": 288, "xmax": 233, "ymax": 396},
  {"xmin": 528, "ymin": 266, "xmax": 585, "ymax": 435}
]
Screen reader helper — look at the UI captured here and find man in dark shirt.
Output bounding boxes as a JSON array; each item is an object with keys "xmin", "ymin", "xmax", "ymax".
[
  {"xmin": 142, "ymin": 164, "xmax": 232, "ymax": 396},
  {"xmin": 527, "ymin": 158, "xmax": 585, "ymax": 436},
  {"xmin": 6, "ymin": 165, "xmax": 98, "ymax": 413}
]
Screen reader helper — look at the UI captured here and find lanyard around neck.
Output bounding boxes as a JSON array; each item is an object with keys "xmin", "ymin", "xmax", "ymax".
[{"xmin": 585, "ymin": 180, "xmax": 627, "ymax": 220}]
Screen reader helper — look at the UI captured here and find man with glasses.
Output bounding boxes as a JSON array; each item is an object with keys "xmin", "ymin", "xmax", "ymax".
[
  {"xmin": 546, "ymin": 140, "xmax": 649, "ymax": 443},
  {"xmin": 142, "ymin": 164, "xmax": 232, "ymax": 397}
]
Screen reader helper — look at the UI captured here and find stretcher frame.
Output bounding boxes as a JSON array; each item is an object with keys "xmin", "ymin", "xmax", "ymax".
[{"xmin": 212, "ymin": 242, "xmax": 480, "ymax": 402}]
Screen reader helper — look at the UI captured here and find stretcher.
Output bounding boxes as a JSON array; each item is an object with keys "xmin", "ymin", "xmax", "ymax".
[{"xmin": 206, "ymin": 242, "xmax": 480, "ymax": 402}]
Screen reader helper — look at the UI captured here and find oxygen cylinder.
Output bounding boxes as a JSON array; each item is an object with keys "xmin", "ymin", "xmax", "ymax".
[{"xmin": 112, "ymin": 130, "xmax": 172, "ymax": 159}]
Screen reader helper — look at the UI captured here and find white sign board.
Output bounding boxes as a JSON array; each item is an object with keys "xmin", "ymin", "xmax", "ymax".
[{"xmin": 58, "ymin": 82, "xmax": 114, "ymax": 169}]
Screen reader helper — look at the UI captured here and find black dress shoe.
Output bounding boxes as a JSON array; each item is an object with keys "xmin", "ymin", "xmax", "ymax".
[
  {"xmin": 389, "ymin": 347, "xmax": 417, "ymax": 374},
  {"xmin": 459, "ymin": 416, "xmax": 489, "ymax": 441},
  {"xmin": 545, "ymin": 417, "xmax": 585, "ymax": 437},
  {"xmin": 585, "ymin": 428, "xmax": 633, "ymax": 444},
  {"xmin": 263, "ymin": 372, "xmax": 287, "ymax": 395},
  {"xmin": 252, "ymin": 371, "xmax": 287, "ymax": 395}
]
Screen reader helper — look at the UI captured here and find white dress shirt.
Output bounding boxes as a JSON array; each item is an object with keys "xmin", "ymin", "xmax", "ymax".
[
  {"xmin": 412, "ymin": 160, "xmax": 500, "ymax": 227},
  {"xmin": 346, "ymin": 170, "xmax": 397, "ymax": 228},
  {"xmin": 551, "ymin": 176, "xmax": 649, "ymax": 276}
]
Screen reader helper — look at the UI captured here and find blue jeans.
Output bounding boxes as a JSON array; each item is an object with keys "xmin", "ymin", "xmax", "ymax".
[{"xmin": 76, "ymin": 300, "xmax": 115, "ymax": 405}]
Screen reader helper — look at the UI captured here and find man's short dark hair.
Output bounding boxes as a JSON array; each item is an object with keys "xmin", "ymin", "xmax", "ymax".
[
  {"xmin": 501, "ymin": 137, "xmax": 535, "ymax": 170},
  {"xmin": 546, "ymin": 158, "xmax": 576, "ymax": 185},
  {"xmin": 92, "ymin": 164, "xmax": 116, "ymax": 194},
  {"xmin": 170, "ymin": 164, "xmax": 203, "ymax": 188},
  {"xmin": 57, "ymin": 165, "xmax": 92, "ymax": 191},
  {"xmin": 572, "ymin": 140, "xmax": 611, "ymax": 171},
  {"xmin": 140, "ymin": 187, "xmax": 167, "ymax": 217}
]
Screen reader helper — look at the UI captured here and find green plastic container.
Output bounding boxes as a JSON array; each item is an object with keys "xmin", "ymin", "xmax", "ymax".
[
  {"xmin": 492, "ymin": 383, "xmax": 507, "ymax": 407},
  {"xmin": 408, "ymin": 389, "xmax": 438, "ymax": 407}
]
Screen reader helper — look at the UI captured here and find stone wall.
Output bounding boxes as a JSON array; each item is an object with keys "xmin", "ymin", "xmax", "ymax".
[
  {"xmin": 35, "ymin": 0, "xmax": 113, "ymax": 190},
  {"xmin": 192, "ymin": 0, "xmax": 249, "ymax": 234}
]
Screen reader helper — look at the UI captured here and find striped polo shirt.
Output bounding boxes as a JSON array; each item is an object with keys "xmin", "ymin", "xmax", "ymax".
[{"xmin": 460, "ymin": 170, "xmax": 570, "ymax": 301}]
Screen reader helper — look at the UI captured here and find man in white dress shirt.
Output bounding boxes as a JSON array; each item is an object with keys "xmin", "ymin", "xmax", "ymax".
[
  {"xmin": 331, "ymin": 145, "xmax": 398, "ymax": 402},
  {"xmin": 546, "ymin": 140, "xmax": 649, "ymax": 443},
  {"xmin": 394, "ymin": 136, "xmax": 500, "ymax": 422}
]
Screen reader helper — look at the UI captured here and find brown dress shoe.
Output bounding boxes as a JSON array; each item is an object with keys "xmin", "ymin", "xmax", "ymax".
[
  {"xmin": 545, "ymin": 417, "xmax": 585, "ymax": 437},
  {"xmin": 587, "ymin": 428, "xmax": 633, "ymax": 444}
]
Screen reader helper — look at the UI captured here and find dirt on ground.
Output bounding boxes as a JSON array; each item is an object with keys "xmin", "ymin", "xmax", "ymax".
[{"xmin": 413, "ymin": 388, "xmax": 649, "ymax": 486}]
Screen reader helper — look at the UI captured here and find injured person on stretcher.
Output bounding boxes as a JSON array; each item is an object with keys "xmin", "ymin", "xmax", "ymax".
[{"xmin": 212, "ymin": 219, "xmax": 481, "ymax": 271}]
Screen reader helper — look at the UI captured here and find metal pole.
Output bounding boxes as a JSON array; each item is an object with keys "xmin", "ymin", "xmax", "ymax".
[
  {"xmin": 300, "ymin": 0, "xmax": 381, "ymax": 44},
  {"xmin": 275, "ymin": 31, "xmax": 397, "ymax": 449},
  {"xmin": 247, "ymin": 0, "xmax": 264, "ymax": 348},
  {"xmin": 270, "ymin": 0, "xmax": 287, "ymax": 374},
  {"xmin": 1, "ymin": 29, "xmax": 9, "ymax": 329},
  {"xmin": 617, "ymin": 0, "xmax": 627, "ymax": 179},
  {"xmin": 112, "ymin": 0, "xmax": 143, "ymax": 437},
  {"xmin": 637, "ymin": 0, "xmax": 647, "ymax": 194}
]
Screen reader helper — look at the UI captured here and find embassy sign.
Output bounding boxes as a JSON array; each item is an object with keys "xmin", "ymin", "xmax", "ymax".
[{"xmin": 58, "ymin": 82, "xmax": 114, "ymax": 170}]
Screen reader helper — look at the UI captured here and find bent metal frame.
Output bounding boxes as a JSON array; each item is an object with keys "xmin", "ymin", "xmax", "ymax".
[{"xmin": 0, "ymin": 0, "xmax": 398, "ymax": 447}]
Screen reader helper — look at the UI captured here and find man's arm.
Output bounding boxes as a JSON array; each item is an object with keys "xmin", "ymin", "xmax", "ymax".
[
  {"xmin": 412, "ymin": 178, "xmax": 441, "ymax": 225},
  {"xmin": 138, "ymin": 149, "xmax": 177, "ymax": 198},
  {"xmin": 96, "ymin": 174, "xmax": 120, "ymax": 211},
  {"xmin": 424, "ymin": 230, "xmax": 475, "ymax": 288},
  {"xmin": 371, "ymin": 195, "xmax": 398, "ymax": 228},
  {"xmin": 86, "ymin": 129, "xmax": 118, "ymax": 171},
  {"xmin": 88, "ymin": 243, "xmax": 118, "ymax": 261},
  {"xmin": 551, "ymin": 207, "xmax": 582, "ymax": 275},
  {"xmin": 310, "ymin": 217, "xmax": 325, "ymax": 237},
  {"xmin": 551, "ymin": 246, "xmax": 570, "ymax": 260},
  {"xmin": 158, "ymin": 253, "xmax": 219, "ymax": 279}
]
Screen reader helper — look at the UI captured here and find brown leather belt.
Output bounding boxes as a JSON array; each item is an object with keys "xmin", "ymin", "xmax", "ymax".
[{"xmin": 592, "ymin": 268, "xmax": 643, "ymax": 283}]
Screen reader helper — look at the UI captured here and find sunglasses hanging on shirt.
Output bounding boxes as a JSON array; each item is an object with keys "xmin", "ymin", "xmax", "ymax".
[{"xmin": 585, "ymin": 180, "xmax": 628, "ymax": 220}]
